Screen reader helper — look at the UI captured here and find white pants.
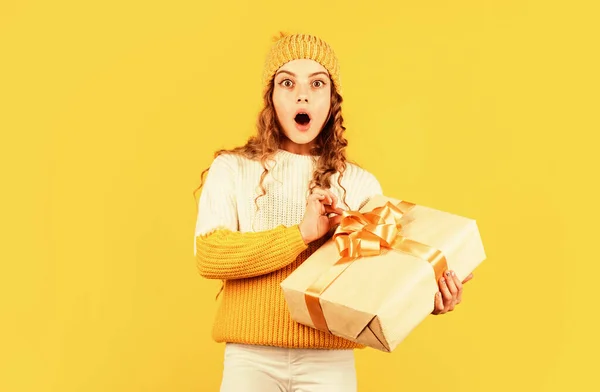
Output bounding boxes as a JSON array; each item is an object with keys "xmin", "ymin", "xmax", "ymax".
[{"xmin": 219, "ymin": 343, "xmax": 357, "ymax": 392}]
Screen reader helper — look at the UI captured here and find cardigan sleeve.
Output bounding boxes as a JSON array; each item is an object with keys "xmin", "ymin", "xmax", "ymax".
[
  {"xmin": 193, "ymin": 154, "xmax": 240, "ymax": 247},
  {"xmin": 193, "ymin": 154, "xmax": 308, "ymax": 280},
  {"xmin": 195, "ymin": 225, "xmax": 308, "ymax": 280}
]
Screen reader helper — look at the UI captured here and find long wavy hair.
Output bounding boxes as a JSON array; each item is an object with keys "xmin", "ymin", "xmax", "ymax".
[{"xmin": 193, "ymin": 79, "xmax": 351, "ymax": 216}]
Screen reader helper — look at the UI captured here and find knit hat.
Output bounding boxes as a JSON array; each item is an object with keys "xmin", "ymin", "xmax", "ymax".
[{"xmin": 262, "ymin": 32, "xmax": 341, "ymax": 94}]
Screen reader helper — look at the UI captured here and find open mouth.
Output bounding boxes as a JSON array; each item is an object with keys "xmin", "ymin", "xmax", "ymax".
[{"xmin": 294, "ymin": 112, "xmax": 311, "ymax": 126}]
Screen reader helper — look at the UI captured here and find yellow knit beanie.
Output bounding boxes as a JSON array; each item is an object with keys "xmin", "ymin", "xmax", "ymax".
[{"xmin": 262, "ymin": 32, "xmax": 341, "ymax": 94}]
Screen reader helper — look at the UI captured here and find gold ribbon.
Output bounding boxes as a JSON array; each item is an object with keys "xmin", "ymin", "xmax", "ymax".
[{"xmin": 304, "ymin": 201, "xmax": 448, "ymax": 334}]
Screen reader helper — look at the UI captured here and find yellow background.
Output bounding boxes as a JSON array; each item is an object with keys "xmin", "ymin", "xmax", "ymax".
[{"xmin": 2, "ymin": 0, "xmax": 599, "ymax": 391}]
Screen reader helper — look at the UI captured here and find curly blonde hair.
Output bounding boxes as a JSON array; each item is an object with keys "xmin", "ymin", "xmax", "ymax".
[{"xmin": 193, "ymin": 79, "xmax": 351, "ymax": 214}]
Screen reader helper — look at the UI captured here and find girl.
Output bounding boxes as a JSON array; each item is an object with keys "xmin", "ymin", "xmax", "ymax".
[{"xmin": 193, "ymin": 32, "xmax": 473, "ymax": 392}]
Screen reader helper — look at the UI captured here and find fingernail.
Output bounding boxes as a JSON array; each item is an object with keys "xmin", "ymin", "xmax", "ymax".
[
  {"xmin": 445, "ymin": 271, "xmax": 451, "ymax": 277},
  {"xmin": 441, "ymin": 278, "xmax": 446, "ymax": 285},
  {"xmin": 451, "ymin": 271, "xmax": 456, "ymax": 276}
]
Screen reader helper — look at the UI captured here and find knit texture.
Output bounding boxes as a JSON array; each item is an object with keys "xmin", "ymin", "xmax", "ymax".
[
  {"xmin": 194, "ymin": 149, "xmax": 383, "ymax": 349},
  {"xmin": 262, "ymin": 33, "xmax": 341, "ymax": 94}
]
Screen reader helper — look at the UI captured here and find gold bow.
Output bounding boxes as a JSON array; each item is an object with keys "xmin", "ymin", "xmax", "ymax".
[
  {"xmin": 304, "ymin": 201, "xmax": 448, "ymax": 334},
  {"xmin": 333, "ymin": 201, "xmax": 409, "ymax": 258}
]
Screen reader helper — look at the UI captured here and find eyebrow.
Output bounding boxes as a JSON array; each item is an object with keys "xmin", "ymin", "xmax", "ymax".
[{"xmin": 275, "ymin": 70, "xmax": 329, "ymax": 78}]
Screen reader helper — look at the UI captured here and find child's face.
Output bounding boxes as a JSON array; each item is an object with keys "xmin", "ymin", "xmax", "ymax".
[{"xmin": 272, "ymin": 59, "xmax": 332, "ymax": 154}]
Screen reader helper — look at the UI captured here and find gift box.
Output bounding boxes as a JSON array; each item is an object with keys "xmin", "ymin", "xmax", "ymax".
[{"xmin": 280, "ymin": 195, "xmax": 486, "ymax": 352}]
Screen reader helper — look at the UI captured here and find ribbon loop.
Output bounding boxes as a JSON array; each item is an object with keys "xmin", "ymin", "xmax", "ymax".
[{"xmin": 332, "ymin": 201, "xmax": 412, "ymax": 257}]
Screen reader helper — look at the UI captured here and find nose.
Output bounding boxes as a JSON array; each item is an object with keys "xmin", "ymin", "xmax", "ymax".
[
  {"xmin": 296, "ymin": 84, "xmax": 309, "ymax": 103},
  {"xmin": 297, "ymin": 95, "xmax": 308, "ymax": 103}
]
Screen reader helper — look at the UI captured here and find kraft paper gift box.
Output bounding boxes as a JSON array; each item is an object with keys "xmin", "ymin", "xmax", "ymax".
[{"xmin": 280, "ymin": 195, "xmax": 486, "ymax": 353}]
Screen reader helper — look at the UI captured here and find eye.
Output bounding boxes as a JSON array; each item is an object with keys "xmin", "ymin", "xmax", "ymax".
[
  {"xmin": 279, "ymin": 79, "xmax": 294, "ymax": 88},
  {"xmin": 312, "ymin": 80, "xmax": 326, "ymax": 88}
]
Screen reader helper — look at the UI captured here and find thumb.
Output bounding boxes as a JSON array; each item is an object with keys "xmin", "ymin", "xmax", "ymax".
[{"xmin": 329, "ymin": 214, "xmax": 343, "ymax": 227}]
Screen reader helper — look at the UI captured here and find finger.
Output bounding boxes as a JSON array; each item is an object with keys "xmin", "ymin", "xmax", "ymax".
[
  {"xmin": 311, "ymin": 189, "xmax": 333, "ymax": 206},
  {"xmin": 444, "ymin": 271, "xmax": 458, "ymax": 297},
  {"xmin": 308, "ymin": 193, "xmax": 326, "ymax": 203},
  {"xmin": 323, "ymin": 194, "xmax": 333, "ymax": 206},
  {"xmin": 323, "ymin": 204, "xmax": 345, "ymax": 215},
  {"xmin": 314, "ymin": 188, "xmax": 340, "ymax": 209},
  {"xmin": 327, "ymin": 190, "xmax": 339, "ymax": 210},
  {"xmin": 308, "ymin": 192, "xmax": 325, "ymax": 200},
  {"xmin": 433, "ymin": 291, "xmax": 444, "ymax": 315},
  {"xmin": 439, "ymin": 276, "xmax": 453, "ymax": 311},
  {"xmin": 444, "ymin": 272, "xmax": 458, "ymax": 311},
  {"xmin": 450, "ymin": 271, "xmax": 463, "ymax": 304},
  {"xmin": 329, "ymin": 214, "xmax": 343, "ymax": 227},
  {"xmin": 307, "ymin": 194, "xmax": 326, "ymax": 210},
  {"xmin": 462, "ymin": 273, "xmax": 474, "ymax": 284}
]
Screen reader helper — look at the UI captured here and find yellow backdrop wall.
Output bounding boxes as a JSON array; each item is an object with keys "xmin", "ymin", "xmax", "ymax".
[{"xmin": 2, "ymin": 1, "xmax": 598, "ymax": 391}]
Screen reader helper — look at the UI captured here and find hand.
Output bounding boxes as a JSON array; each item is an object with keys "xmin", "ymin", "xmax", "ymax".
[
  {"xmin": 299, "ymin": 188, "xmax": 345, "ymax": 244},
  {"xmin": 431, "ymin": 271, "xmax": 474, "ymax": 315}
]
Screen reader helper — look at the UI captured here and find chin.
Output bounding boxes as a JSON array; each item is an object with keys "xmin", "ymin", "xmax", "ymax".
[
  {"xmin": 284, "ymin": 123, "xmax": 323, "ymax": 144},
  {"xmin": 285, "ymin": 132, "xmax": 319, "ymax": 146}
]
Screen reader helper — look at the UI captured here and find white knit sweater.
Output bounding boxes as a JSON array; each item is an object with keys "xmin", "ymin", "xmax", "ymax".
[
  {"xmin": 193, "ymin": 149, "xmax": 384, "ymax": 348},
  {"xmin": 194, "ymin": 149, "xmax": 383, "ymax": 249}
]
